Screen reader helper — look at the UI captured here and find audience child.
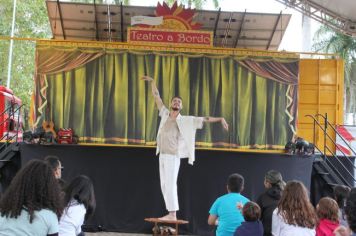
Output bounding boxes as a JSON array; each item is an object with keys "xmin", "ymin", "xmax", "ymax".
[
  {"xmin": 271, "ymin": 180, "xmax": 317, "ymax": 236},
  {"xmin": 59, "ymin": 175, "xmax": 96, "ymax": 236},
  {"xmin": 346, "ymin": 188, "xmax": 356, "ymax": 235},
  {"xmin": 334, "ymin": 185, "xmax": 351, "ymax": 227},
  {"xmin": 44, "ymin": 155, "xmax": 63, "ymax": 179},
  {"xmin": 234, "ymin": 201, "xmax": 264, "ymax": 236},
  {"xmin": 256, "ymin": 170, "xmax": 285, "ymax": 236},
  {"xmin": 316, "ymin": 197, "xmax": 340, "ymax": 236},
  {"xmin": 208, "ymin": 173, "xmax": 250, "ymax": 236},
  {"xmin": 0, "ymin": 160, "xmax": 63, "ymax": 236},
  {"xmin": 334, "ymin": 188, "xmax": 356, "ymax": 236}
]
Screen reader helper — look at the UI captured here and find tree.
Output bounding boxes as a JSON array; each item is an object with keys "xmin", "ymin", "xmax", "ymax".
[
  {"xmin": 0, "ymin": 0, "xmax": 51, "ymax": 112},
  {"xmin": 313, "ymin": 25, "xmax": 356, "ymax": 124}
]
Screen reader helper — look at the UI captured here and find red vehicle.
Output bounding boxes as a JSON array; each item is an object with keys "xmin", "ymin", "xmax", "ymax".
[{"xmin": 0, "ymin": 86, "xmax": 23, "ymax": 142}]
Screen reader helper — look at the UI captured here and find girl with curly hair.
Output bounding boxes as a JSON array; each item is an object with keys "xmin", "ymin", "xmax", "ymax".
[
  {"xmin": 0, "ymin": 159, "xmax": 63, "ymax": 235},
  {"xmin": 271, "ymin": 180, "xmax": 317, "ymax": 236}
]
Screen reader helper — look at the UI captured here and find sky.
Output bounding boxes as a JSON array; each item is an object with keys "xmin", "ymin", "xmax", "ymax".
[{"xmin": 129, "ymin": 0, "xmax": 321, "ymax": 52}]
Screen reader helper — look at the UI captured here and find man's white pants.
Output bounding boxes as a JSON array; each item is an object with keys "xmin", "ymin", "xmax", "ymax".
[{"xmin": 159, "ymin": 153, "xmax": 180, "ymax": 211}]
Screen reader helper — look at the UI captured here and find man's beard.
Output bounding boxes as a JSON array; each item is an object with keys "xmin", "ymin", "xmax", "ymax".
[{"xmin": 172, "ymin": 107, "xmax": 180, "ymax": 111}]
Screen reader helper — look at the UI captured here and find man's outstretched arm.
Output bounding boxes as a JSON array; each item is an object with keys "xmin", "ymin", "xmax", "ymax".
[
  {"xmin": 203, "ymin": 117, "xmax": 229, "ymax": 131},
  {"xmin": 141, "ymin": 75, "xmax": 164, "ymax": 110}
]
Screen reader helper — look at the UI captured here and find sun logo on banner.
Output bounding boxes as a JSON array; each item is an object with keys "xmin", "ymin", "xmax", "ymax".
[
  {"xmin": 153, "ymin": 1, "xmax": 202, "ymax": 30},
  {"xmin": 128, "ymin": 1, "xmax": 212, "ymax": 47}
]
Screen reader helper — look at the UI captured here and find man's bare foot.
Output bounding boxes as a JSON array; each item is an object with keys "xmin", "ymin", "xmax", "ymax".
[{"xmin": 158, "ymin": 213, "xmax": 177, "ymax": 221}]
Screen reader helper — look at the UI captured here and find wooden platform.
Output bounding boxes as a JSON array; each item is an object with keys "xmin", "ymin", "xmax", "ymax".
[{"xmin": 145, "ymin": 218, "xmax": 189, "ymax": 236}]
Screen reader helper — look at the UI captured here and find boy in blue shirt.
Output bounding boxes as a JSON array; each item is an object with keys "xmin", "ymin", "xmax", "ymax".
[{"xmin": 208, "ymin": 173, "xmax": 250, "ymax": 236}]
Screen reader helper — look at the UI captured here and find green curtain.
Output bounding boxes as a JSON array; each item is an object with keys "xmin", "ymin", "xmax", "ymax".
[{"xmin": 42, "ymin": 50, "xmax": 296, "ymax": 148}]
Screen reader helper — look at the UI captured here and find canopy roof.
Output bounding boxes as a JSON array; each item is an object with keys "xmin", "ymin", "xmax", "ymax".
[
  {"xmin": 275, "ymin": 0, "xmax": 356, "ymax": 37},
  {"xmin": 313, "ymin": 0, "xmax": 356, "ymax": 22},
  {"xmin": 46, "ymin": 0, "xmax": 291, "ymax": 50}
]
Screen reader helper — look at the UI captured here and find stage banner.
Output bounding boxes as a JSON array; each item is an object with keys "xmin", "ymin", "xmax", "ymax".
[
  {"xmin": 128, "ymin": 28, "xmax": 213, "ymax": 47},
  {"xmin": 128, "ymin": 2, "xmax": 212, "ymax": 47},
  {"xmin": 336, "ymin": 125, "xmax": 356, "ymax": 156}
]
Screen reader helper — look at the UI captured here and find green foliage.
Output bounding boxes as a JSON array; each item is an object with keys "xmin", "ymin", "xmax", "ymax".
[{"xmin": 0, "ymin": 0, "xmax": 51, "ymax": 114}]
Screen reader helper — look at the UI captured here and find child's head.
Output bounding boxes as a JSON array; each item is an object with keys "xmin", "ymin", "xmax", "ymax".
[
  {"xmin": 333, "ymin": 185, "xmax": 351, "ymax": 209},
  {"xmin": 345, "ymin": 188, "xmax": 356, "ymax": 233},
  {"xmin": 227, "ymin": 173, "xmax": 244, "ymax": 193},
  {"xmin": 242, "ymin": 201, "xmax": 261, "ymax": 222},
  {"xmin": 316, "ymin": 197, "xmax": 339, "ymax": 222},
  {"xmin": 64, "ymin": 175, "xmax": 96, "ymax": 219},
  {"xmin": 0, "ymin": 160, "xmax": 63, "ymax": 222}
]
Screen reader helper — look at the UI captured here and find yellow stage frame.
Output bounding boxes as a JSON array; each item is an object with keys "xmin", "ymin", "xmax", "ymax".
[{"xmin": 0, "ymin": 37, "xmax": 344, "ymax": 153}]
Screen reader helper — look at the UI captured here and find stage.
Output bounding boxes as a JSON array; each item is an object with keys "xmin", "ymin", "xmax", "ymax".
[{"xmin": 18, "ymin": 143, "xmax": 314, "ymax": 235}]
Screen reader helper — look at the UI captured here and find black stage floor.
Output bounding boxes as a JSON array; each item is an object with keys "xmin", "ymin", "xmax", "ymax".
[{"xmin": 18, "ymin": 143, "xmax": 314, "ymax": 235}]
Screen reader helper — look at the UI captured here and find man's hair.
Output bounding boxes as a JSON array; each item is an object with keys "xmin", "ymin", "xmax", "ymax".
[
  {"xmin": 243, "ymin": 201, "xmax": 261, "ymax": 221},
  {"xmin": 0, "ymin": 160, "xmax": 63, "ymax": 222},
  {"xmin": 44, "ymin": 155, "xmax": 60, "ymax": 170},
  {"xmin": 317, "ymin": 197, "xmax": 339, "ymax": 222},
  {"xmin": 64, "ymin": 175, "xmax": 96, "ymax": 220},
  {"xmin": 227, "ymin": 173, "xmax": 244, "ymax": 193},
  {"xmin": 345, "ymin": 187, "xmax": 356, "ymax": 232},
  {"xmin": 171, "ymin": 96, "xmax": 183, "ymax": 102}
]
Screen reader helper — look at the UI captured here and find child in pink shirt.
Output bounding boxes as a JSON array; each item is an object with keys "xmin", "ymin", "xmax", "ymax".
[{"xmin": 316, "ymin": 197, "xmax": 340, "ymax": 236}]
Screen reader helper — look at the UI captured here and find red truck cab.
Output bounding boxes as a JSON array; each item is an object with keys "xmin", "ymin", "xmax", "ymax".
[{"xmin": 0, "ymin": 86, "xmax": 23, "ymax": 142}]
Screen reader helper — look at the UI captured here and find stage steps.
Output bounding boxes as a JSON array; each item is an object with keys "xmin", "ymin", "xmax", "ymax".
[
  {"xmin": 0, "ymin": 142, "xmax": 19, "ymax": 169},
  {"xmin": 0, "ymin": 142, "xmax": 21, "ymax": 193},
  {"xmin": 307, "ymin": 114, "xmax": 356, "ymax": 189},
  {"xmin": 0, "ymin": 105, "xmax": 23, "ymax": 193},
  {"xmin": 313, "ymin": 155, "xmax": 352, "ymax": 187}
]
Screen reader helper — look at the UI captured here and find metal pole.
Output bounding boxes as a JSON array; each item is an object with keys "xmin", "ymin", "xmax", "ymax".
[
  {"xmin": 324, "ymin": 113, "xmax": 328, "ymax": 156},
  {"xmin": 313, "ymin": 119, "xmax": 316, "ymax": 146},
  {"xmin": 6, "ymin": 0, "xmax": 17, "ymax": 88},
  {"xmin": 16, "ymin": 105, "xmax": 20, "ymax": 142}
]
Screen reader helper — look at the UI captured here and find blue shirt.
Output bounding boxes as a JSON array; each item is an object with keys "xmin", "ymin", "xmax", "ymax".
[
  {"xmin": 0, "ymin": 209, "xmax": 58, "ymax": 236},
  {"xmin": 209, "ymin": 193, "xmax": 250, "ymax": 236}
]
